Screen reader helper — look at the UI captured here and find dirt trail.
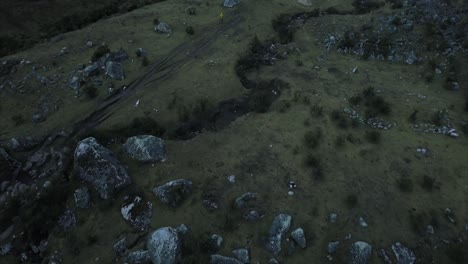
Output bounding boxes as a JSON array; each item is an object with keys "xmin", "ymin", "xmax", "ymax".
[{"xmin": 45, "ymin": 11, "xmax": 242, "ymax": 149}]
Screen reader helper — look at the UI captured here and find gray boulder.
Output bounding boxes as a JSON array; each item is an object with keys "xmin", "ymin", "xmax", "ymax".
[
  {"xmin": 155, "ymin": 22, "xmax": 172, "ymax": 34},
  {"xmin": 232, "ymin": 248, "xmax": 249, "ymax": 263},
  {"xmin": 234, "ymin": 192, "xmax": 257, "ymax": 208},
  {"xmin": 328, "ymin": 241, "xmax": 340, "ymax": 254},
  {"xmin": 74, "ymin": 187, "xmax": 91, "ymax": 208},
  {"xmin": 58, "ymin": 209, "xmax": 76, "ymax": 231},
  {"xmin": 291, "ymin": 228, "xmax": 306, "ymax": 248},
  {"xmin": 69, "ymin": 72, "xmax": 81, "ymax": 89},
  {"xmin": 265, "ymin": 214, "xmax": 292, "ymax": 255},
  {"xmin": 152, "ymin": 179, "xmax": 192, "ymax": 207},
  {"xmin": 147, "ymin": 227, "xmax": 181, "ymax": 264},
  {"xmin": 74, "ymin": 137, "xmax": 131, "ymax": 199},
  {"xmin": 83, "ymin": 63, "xmax": 99, "ymax": 77},
  {"xmin": 105, "ymin": 61, "xmax": 124, "ymax": 80},
  {"xmin": 121, "ymin": 195, "xmax": 153, "ymax": 231},
  {"xmin": 210, "ymin": 255, "xmax": 243, "ymax": 264},
  {"xmin": 391, "ymin": 242, "xmax": 416, "ymax": 264},
  {"xmin": 349, "ymin": 241, "xmax": 372, "ymax": 264},
  {"xmin": 243, "ymin": 210, "xmax": 264, "ymax": 221},
  {"xmin": 123, "ymin": 135, "xmax": 167, "ymax": 162},
  {"xmin": 224, "ymin": 0, "xmax": 240, "ymax": 8}
]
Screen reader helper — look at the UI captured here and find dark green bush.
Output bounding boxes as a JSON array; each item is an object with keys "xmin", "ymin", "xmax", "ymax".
[
  {"xmin": 83, "ymin": 85, "xmax": 98, "ymax": 99},
  {"xmin": 304, "ymin": 128, "xmax": 323, "ymax": 149},
  {"xmin": 91, "ymin": 45, "xmax": 110, "ymax": 61},
  {"xmin": 397, "ymin": 177, "xmax": 413, "ymax": 192},
  {"xmin": 11, "ymin": 115, "xmax": 25, "ymax": 126},
  {"xmin": 186, "ymin": 26, "xmax": 195, "ymax": 35},
  {"xmin": 365, "ymin": 130, "xmax": 381, "ymax": 144}
]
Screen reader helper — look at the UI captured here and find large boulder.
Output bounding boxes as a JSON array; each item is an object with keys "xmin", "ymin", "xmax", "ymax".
[
  {"xmin": 147, "ymin": 227, "xmax": 181, "ymax": 264},
  {"xmin": 349, "ymin": 241, "xmax": 372, "ymax": 264},
  {"xmin": 152, "ymin": 179, "xmax": 192, "ymax": 207},
  {"xmin": 224, "ymin": 0, "xmax": 240, "ymax": 8},
  {"xmin": 74, "ymin": 137, "xmax": 131, "ymax": 199},
  {"xmin": 121, "ymin": 195, "xmax": 153, "ymax": 231},
  {"xmin": 123, "ymin": 135, "xmax": 167, "ymax": 163},
  {"xmin": 265, "ymin": 214, "xmax": 292, "ymax": 255},
  {"xmin": 291, "ymin": 228, "xmax": 306, "ymax": 248}
]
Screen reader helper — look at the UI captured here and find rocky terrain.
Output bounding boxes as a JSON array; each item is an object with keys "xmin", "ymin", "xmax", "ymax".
[{"xmin": 0, "ymin": 0, "xmax": 467, "ymax": 263}]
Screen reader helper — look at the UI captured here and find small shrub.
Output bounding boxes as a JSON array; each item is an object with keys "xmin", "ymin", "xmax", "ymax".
[
  {"xmin": 142, "ymin": 57, "xmax": 149, "ymax": 67},
  {"xmin": 421, "ymin": 175, "xmax": 437, "ymax": 191},
  {"xmin": 91, "ymin": 45, "xmax": 110, "ymax": 61},
  {"xmin": 345, "ymin": 194, "xmax": 358, "ymax": 208},
  {"xmin": 186, "ymin": 26, "xmax": 195, "ymax": 35},
  {"xmin": 83, "ymin": 85, "xmax": 98, "ymax": 99},
  {"xmin": 304, "ymin": 128, "xmax": 323, "ymax": 149},
  {"xmin": 397, "ymin": 177, "xmax": 413, "ymax": 192},
  {"xmin": 186, "ymin": 7, "xmax": 196, "ymax": 15},
  {"xmin": 408, "ymin": 110, "xmax": 418, "ymax": 124},
  {"xmin": 153, "ymin": 18, "xmax": 160, "ymax": 25},
  {"xmin": 335, "ymin": 135, "xmax": 346, "ymax": 148},
  {"xmin": 295, "ymin": 60, "xmax": 303, "ymax": 67},
  {"xmin": 278, "ymin": 100, "xmax": 291, "ymax": 113},
  {"xmin": 11, "ymin": 115, "xmax": 25, "ymax": 126},
  {"xmin": 304, "ymin": 153, "xmax": 320, "ymax": 168},
  {"xmin": 310, "ymin": 105, "xmax": 324, "ymax": 117},
  {"xmin": 365, "ymin": 130, "xmax": 381, "ymax": 144},
  {"xmin": 349, "ymin": 95, "xmax": 362, "ymax": 106}
]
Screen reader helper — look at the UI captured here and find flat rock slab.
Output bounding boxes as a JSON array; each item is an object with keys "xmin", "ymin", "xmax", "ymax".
[
  {"xmin": 349, "ymin": 241, "xmax": 372, "ymax": 264},
  {"xmin": 74, "ymin": 137, "xmax": 131, "ymax": 199},
  {"xmin": 153, "ymin": 179, "xmax": 193, "ymax": 207},
  {"xmin": 147, "ymin": 227, "xmax": 181, "ymax": 264},
  {"xmin": 265, "ymin": 214, "xmax": 292, "ymax": 255}
]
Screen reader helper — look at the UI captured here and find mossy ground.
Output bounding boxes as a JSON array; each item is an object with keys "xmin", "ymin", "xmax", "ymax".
[{"xmin": 0, "ymin": 0, "xmax": 467, "ymax": 263}]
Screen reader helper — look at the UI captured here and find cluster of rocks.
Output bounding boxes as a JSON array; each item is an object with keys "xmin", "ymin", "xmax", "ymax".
[
  {"xmin": 413, "ymin": 124, "xmax": 459, "ymax": 137},
  {"xmin": 68, "ymin": 48, "xmax": 129, "ymax": 91},
  {"xmin": 343, "ymin": 108, "xmax": 396, "ymax": 130},
  {"xmin": 325, "ymin": 0, "xmax": 466, "ymax": 63}
]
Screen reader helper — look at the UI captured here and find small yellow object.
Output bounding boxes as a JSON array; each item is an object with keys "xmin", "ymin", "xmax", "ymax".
[{"xmin": 219, "ymin": 11, "xmax": 224, "ymax": 20}]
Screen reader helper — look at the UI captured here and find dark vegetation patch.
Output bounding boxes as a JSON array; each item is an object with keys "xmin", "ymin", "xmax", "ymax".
[
  {"xmin": 87, "ymin": 116, "xmax": 166, "ymax": 144},
  {"xmin": 397, "ymin": 177, "xmax": 413, "ymax": 192},
  {"xmin": 421, "ymin": 175, "xmax": 440, "ymax": 191},
  {"xmin": 304, "ymin": 153, "xmax": 324, "ymax": 180},
  {"xmin": 83, "ymin": 85, "xmax": 99, "ymax": 99},
  {"xmin": 330, "ymin": 110, "xmax": 350, "ymax": 129},
  {"xmin": 11, "ymin": 115, "xmax": 26, "ymax": 126},
  {"xmin": 345, "ymin": 194, "xmax": 358, "ymax": 209},
  {"xmin": 0, "ymin": 0, "xmax": 166, "ymax": 57},
  {"xmin": 408, "ymin": 109, "xmax": 418, "ymax": 124},
  {"xmin": 352, "ymin": 0, "xmax": 386, "ymax": 14},
  {"xmin": 349, "ymin": 87, "xmax": 391, "ymax": 118},
  {"xmin": 365, "ymin": 130, "xmax": 381, "ymax": 144},
  {"xmin": 91, "ymin": 45, "xmax": 111, "ymax": 62},
  {"xmin": 304, "ymin": 127, "xmax": 323, "ymax": 149},
  {"xmin": 185, "ymin": 26, "xmax": 195, "ymax": 35}
]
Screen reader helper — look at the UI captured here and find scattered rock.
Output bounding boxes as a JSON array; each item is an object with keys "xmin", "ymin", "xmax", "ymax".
[
  {"xmin": 8, "ymin": 136, "xmax": 41, "ymax": 152},
  {"xmin": 268, "ymin": 258, "xmax": 280, "ymax": 264},
  {"xmin": 234, "ymin": 192, "xmax": 257, "ymax": 208},
  {"xmin": 349, "ymin": 241, "xmax": 372, "ymax": 264},
  {"xmin": 176, "ymin": 224, "xmax": 190, "ymax": 235},
  {"xmin": 32, "ymin": 113, "xmax": 46, "ymax": 123},
  {"xmin": 328, "ymin": 213, "xmax": 338, "ymax": 223},
  {"xmin": 358, "ymin": 217, "xmax": 368, "ymax": 228},
  {"xmin": 426, "ymin": 225, "xmax": 434, "ymax": 235},
  {"xmin": 154, "ymin": 22, "xmax": 172, "ymax": 34},
  {"xmin": 391, "ymin": 242, "xmax": 416, "ymax": 264},
  {"xmin": 58, "ymin": 209, "xmax": 76, "ymax": 231},
  {"xmin": 152, "ymin": 179, "xmax": 192, "ymax": 207},
  {"xmin": 265, "ymin": 214, "xmax": 292, "ymax": 255},
  {"xmin": 291, "ymin": 228, "xmax": 306, "ymax": 248},
  {"xmin": 202, "ymin": 193, "xmax": 220, "ymax": 211},
  {"xmin": 242, "ymin": 210, "xmax": 265, "ymax": 221},
  {"xmin": 210, "ymin": 255, "xmax": 243, "ymax": 264},
  {"xmin": 69, "ymin": 73, "xmax": 82, "ymax": 89},
  {"xmin": 74, "ymin": 187, "xmax": 91, "ymax": 208},
  {"xmin": 227, "ymin": 175, "xmax": 236, "ymax": 183},
  {"xmin": 328, "ymin": 241, "xmax": 340, "ymax": 254},
  {"xmin": 147, "ymin": 227, "xmax": 181, "ymax": 264},
  {"xmin": 83, "ymin": 63, "xmax": 99, "ymax": 77},
  {"xmin": 232, "ymin": 248, "xmax": 249, "ymax": 264},
  {"xmin": 405, "ymin": 51, "xmax": 418, "ymax": 65},
  {"xmin": 224, "ymin": 0, "xmax": 240, "ymax": 8},
  {"xmin": 126, "ymin": 250, "xmax": 150, "ymax": 264},
  {"xmin": 123, "ymin": 135, "xmax": 167, "ymax": 163},
  {"xmin": 86, "ymin": 41, "xmax": 94, "ymax": 48},
  {"xmin": 121, "ymin": 195, "xmax": 153, "ymax": 231},
  {"xmin": 111, "ymin": 49, "xmax": 129, "ymax": 62},
  {"xmin": 203, "ymin": 234, "xmax": 223, "ymax": 253},
  {"xmin": 113, "ymin": 238, "xmax": 127, "ymax": 256},
  {"xmin": 297, "ymin": 0, "xmax": 312, "ymax": 7},
  {"xmin": 74, "ymin": 137, "xmax": 131, "ymax": 199},
  {"xmin": 105, "ymin": 61, "xmax": 124, "ymax": 80}
]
